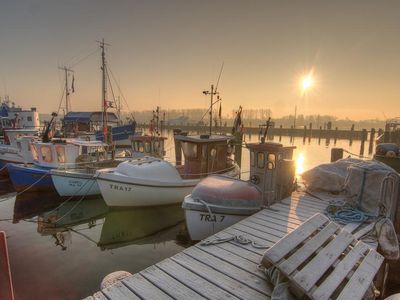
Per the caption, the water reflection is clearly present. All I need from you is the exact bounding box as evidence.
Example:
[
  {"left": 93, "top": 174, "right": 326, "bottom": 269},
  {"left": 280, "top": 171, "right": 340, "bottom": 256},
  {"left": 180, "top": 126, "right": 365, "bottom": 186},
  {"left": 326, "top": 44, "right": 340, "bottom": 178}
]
[{"left": 18, "top": 195, "right": 188, "bottom": 251}]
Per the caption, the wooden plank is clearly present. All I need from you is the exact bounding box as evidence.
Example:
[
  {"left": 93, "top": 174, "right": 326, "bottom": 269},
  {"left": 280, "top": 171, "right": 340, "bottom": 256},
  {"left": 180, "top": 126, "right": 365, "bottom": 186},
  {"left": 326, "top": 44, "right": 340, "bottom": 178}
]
[
  {"left": 216, "top": 241, "right": 262, "bottom": 264},
  {"left": 279, "top": 222, "right": 340, "bottom": 275},
  {"left": 140, "top": 265, "right": 205, "bottom": 300},
  {"left": 262, "top": 213, "right": 329, "bottom": 265},
  {"left": 257, "top": 207, "right": 306, "bottom": 226},
  {"left": 285, "top": 195, "right": 329, "bottom": 208},
  {"left": 184, "top": 246, "right": 271, "bottom": 295},
  {"left": 337, "top": 250, "right": 384, "bottom": 300},
  {"left": 311, "top": 241, "right": 370, "bottom": 300},
  {"left": 353, "top": 222, "right": 376, "bottom": 240},
  {"left": 102, "top": 281, "right": 141, "bottom": 300},
  {"left": 157, "top": 258, "right": 239, "bottom": 299},
  {"left": 261, "top": 206, "right": 308, "bottom": 223},
  {"left": 210, "top": 230, "right": 267, "bottom": 255},
  {"left": 172, "top": 252, "right": 269, "bottom": 300},
  {"left": 194, "top": 244, "right": 267, "bottom": 280},
  {"left": 293, "top": 229, "right": 354, "bottom": 291},
  {"left": 342, "top": 222, "right": 363, "bottom": 234},
  {"left": 275, "top": 202, "right": 323, "bottom": 217},
  {"left": 93, "top": 292, "right": 108, "bottom": 300},
  {"left": 232, "top": 223, "right": 281, "bottom": 243},
  {"left": 240, "top": 219, "right": 289, "bottom": 237},
  {"left": 225, "top": 227, "right": 276, "bottom": 248},
  {"left": 123, "top": 273, "right": 173, "bottom": 300},
  {"left": 271, "top": 203, "right": 315, "bottom": 219},
  {"left": 251, "top": 212, "right": 299, "bottom": 230}
]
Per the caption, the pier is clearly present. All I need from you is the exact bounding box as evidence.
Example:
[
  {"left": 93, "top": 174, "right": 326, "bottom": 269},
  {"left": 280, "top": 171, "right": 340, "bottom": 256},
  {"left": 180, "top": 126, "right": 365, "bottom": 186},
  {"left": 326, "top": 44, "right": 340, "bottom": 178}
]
[{"left": 86, "top": 191, "right": 384, "bottom": 299}]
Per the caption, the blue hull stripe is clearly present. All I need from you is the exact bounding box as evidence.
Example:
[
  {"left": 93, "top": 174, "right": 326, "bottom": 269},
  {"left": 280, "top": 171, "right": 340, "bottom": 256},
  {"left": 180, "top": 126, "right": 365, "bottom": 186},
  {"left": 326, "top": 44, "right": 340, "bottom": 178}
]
[{"left": 7, "top": 164, "right": 55, "bottom": 191}]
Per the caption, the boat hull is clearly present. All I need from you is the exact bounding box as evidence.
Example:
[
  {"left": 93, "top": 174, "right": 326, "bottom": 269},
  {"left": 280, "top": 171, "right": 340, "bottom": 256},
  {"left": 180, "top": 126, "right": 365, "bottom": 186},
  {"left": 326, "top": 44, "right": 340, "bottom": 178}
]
[
  {"left": 7, "top": 164, "right": 55, "bottom": 193},
  {"left": 96, "top": 177, "right": 197, "bottom": 207},
  {"left": 51, "top": 171, "right": 100, "bottom": 197},
  {"left": 0, "top": 159, "right": 10, "bottom": 177},
  {"left": 184, "top": 208, "right": 248, "bottom": 241}
]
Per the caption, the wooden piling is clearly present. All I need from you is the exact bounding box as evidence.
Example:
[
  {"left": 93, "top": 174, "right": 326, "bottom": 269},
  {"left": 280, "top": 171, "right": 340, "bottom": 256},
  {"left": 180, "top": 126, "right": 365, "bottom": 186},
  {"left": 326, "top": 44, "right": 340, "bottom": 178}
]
[
  {"left": 349, "top": 124, "right": 354, "bottom": 146},
  {"left": 369, "top": 128, "right": 376, "bottom": 154},
  {"left": 334, "top": 127, "right": 338, "bottom": 144},
  {"left": 359, "top": 128, "right": 367, "bottom": 156},
  {"left": 318, "top": 126, "right": 322, "bottom": 145},
  {"left": 233, "top": 132, "right": 243, "bottom": 169},
  {"left": 331, "top": 148, "right": 344, "bottom": 162},
  {"left": 303, "top": 125, "right": 307, "bottom": 144}
]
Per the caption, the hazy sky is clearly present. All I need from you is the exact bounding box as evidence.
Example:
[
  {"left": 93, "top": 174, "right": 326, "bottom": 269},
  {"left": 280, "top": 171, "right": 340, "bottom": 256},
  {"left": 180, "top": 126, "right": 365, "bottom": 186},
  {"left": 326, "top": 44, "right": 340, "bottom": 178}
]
[{"left": 0, "top": 0, "right": 399, "bottom": 119}]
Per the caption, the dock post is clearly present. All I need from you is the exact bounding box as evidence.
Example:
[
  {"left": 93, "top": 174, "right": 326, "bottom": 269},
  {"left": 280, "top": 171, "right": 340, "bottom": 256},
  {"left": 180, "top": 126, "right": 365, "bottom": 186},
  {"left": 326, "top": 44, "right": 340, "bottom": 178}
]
[
  {"left": 318, "top": 126, "right": 322, "bottom": 145},
  {"left": 279, "top": 125, "right": 282, "bottom": 142},
  {"left": 290, "top": 125, "right": 294, "bottom": 143},
  {"left": 334, "top": 127, "right": 338, "bottom": 145},
  {"left": 173, "top": 128, "right": 183, "bottom": 165},
  {"left": 308, "top": 123, "right": 312, "bottom": 143},
  {"left": 369, "top": 128, "right": 376, "bottom": 154},
  {"left": 303, "top": 125, "right": 307, "bottom": 144},
  {"left": 359, "top": 128, "right": 367, "bottom": 156},
  {"left": 349, "top": 124, "right": 354, "bottom": 146},
  {"left": 331, "top": 148, "right": 344, "bottom": 162},
  {"left": 233, "top": 131, "right": 243, "bottom": 169}
]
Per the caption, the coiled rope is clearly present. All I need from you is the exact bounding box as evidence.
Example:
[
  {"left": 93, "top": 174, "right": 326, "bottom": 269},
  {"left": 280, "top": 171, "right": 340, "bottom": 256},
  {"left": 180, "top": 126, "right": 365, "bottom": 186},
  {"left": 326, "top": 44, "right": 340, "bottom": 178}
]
[{"left": 200, "top": 234, "right": 269, "bottom": 249}]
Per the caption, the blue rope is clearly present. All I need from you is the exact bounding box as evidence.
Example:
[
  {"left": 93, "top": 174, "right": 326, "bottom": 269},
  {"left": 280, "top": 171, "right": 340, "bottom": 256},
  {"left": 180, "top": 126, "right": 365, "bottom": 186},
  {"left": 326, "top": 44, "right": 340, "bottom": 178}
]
[{"left": 325, "top": 205, "right": 369, "bottom": 223}]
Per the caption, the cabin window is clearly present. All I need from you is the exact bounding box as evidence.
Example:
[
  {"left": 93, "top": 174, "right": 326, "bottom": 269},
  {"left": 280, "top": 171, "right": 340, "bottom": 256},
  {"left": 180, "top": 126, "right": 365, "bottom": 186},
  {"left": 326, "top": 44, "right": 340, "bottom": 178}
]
[
  {"left": 56, "top": 146, "right": 65, "bottom": 163},
  {"left": 268, "top": 153, "right": 276, "bottom": 163},
  {"left": 40, "top": 146, "right": 53, "bottom": 163},
  {"left": 27, "top": 116, "right": 32, "bottom": 122},
  {"left": 137, "top": 142, "right": 144, "bottom": 153},
  {"left": 81, "top": 146, "right": 88, "bottom": 155},
  {"left": 17, "top": 141, "right": 22, "bottom": 152},
  {"left": 210, "top": 147, "right": 217, "bottom": 158},
  {"left": 154, "top": 141, "right": 160, "bottom": 151},
  {"left": 250, "top": 151, "right": 255, "bottom": 167},
  {"left": 182, "top": 142, "right": 198, "bottom": 159},
  {"left": 144, "top": 142, "right": 151, "bottom": 153},
  {"left": 31, "top": 144, "right": 39, "bottom": 161},
  {"left": 257, "top": 152, "right": 265, "bottom": 169}
]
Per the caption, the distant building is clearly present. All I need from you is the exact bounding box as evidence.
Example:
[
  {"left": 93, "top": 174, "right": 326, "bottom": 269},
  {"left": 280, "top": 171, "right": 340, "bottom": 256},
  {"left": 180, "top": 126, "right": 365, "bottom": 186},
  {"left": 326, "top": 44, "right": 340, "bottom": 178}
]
[{"left": 167, "top": 116, "right": 190, "bottom": 126}]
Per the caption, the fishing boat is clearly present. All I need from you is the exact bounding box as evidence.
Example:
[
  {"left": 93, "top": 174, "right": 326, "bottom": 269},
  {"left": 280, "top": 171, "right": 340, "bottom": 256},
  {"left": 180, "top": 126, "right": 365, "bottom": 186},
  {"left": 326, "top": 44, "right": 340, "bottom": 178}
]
[
  {"left": 7, "top": 137, "right": 110, "bottom": 193},
  {"left": 0, "top": 128, "right": 39, "bottom": 177},
  {"left": 50, "top": 135, "right": 166, "bottom": 197},
  {"left": 182, "top": 120, "right": 297, "bottom": 240},
  {"left": 96, "top": 134, "right": 240, "bottom": 207}
]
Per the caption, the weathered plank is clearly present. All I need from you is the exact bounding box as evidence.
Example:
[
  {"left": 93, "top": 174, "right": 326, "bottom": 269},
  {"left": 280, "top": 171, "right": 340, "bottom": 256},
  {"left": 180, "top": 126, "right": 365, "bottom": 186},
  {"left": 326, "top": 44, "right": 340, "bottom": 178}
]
[
  {"left": 140, "top": 265, "right": 205, "bottom": 300},
  {"left": 123, "top": 273, "right": 173, "bottom": 300},
  {"left": 157, "top": 258, "right": 239, "bottom": 299},
  {"left": 92, "top": 292, "right": 108, "bottom": 300},
  {"left": 293, "top": 229, "right": 354, "bottom": 291},
  {"left": 251, "top": 212, "right": 299, "bottom": 230},
  {"left": 184, "top": 246, "right": 271, "bottom": 295},
  {"left": 102, "top": 281, "right": 141, "bottom": 300},
  {"left": 216, "top": 241, "right": 262, "bottom": 264},
  {"left": 279, "top": 222, "right": 340, "bottom": 275},
  {"left": 232, "top": 223, "right": 281, "bottom": 243},
  {"left": 283, "top": 195, "right": 328, "bottom": 209},
  {"left": 172, "top": 252, "right": 269, "bottom": 300},
  {"left": 336, "top": 250, "right": 384, "bottom": 300},
  {"left": 194, "top": 244, "right": 267, "bottom": 280},
  {"left": 311, "top": 241, "right": 370, "bottom": 300},
  {"left": 275, "top": 202, "right": 322, "bottom": 217},
  {"left": 240, "top": 219, "right": 289, "bottom": 237},
  {"left": 262, "top": 213, "right": 329, "bottom": 265},
  {"left": 342, "top": 222, "right": 363, "bottom": 234}
]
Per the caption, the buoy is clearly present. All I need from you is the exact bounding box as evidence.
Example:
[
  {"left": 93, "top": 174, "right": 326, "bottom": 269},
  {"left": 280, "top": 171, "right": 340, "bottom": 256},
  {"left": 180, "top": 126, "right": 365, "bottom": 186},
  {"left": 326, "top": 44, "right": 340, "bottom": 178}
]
[
  {"left": 386, "top": 150, "right": 396, "bottom": 158},
  {"left": 101, "top": 271, "right": 132, "bottom": 289}
]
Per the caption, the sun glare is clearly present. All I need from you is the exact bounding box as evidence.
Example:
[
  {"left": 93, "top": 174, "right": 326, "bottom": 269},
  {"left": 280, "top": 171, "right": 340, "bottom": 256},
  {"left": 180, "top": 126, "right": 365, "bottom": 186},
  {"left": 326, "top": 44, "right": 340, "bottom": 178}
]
[{"left": 301, "top": 75, "right": 313, "bottom": 91}]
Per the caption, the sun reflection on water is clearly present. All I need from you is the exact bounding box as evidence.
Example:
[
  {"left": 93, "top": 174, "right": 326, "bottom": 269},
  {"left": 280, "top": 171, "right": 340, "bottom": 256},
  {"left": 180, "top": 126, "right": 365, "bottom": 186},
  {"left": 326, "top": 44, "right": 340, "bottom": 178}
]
[{"left": 296, "top": 152, "right": 305, "bottom": 176}]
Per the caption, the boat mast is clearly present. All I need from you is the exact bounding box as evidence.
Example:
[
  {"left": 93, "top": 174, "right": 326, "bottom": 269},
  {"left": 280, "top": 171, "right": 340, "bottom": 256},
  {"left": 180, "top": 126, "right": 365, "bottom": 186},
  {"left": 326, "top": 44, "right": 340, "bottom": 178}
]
[
  {"left": 99, "top": 39, "right": 109, "bottom": 143},
  {"left": 59, "top": 66, "right": 74, "bottom": 115}
]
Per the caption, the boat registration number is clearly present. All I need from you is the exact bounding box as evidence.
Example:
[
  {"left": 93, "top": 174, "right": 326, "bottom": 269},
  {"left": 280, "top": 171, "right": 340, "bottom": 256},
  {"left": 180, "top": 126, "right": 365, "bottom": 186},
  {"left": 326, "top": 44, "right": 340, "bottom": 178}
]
[
  {"left": 109, "top": 183, "right": 132, "bottom": 192},
  {"left": 200, "top": 213, "right": 225, "bottom": 222}
]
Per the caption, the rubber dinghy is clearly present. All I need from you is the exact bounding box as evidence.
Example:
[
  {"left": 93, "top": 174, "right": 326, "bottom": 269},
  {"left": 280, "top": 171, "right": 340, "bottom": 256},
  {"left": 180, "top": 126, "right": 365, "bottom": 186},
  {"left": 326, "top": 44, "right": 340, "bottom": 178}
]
[{"left": 96, "top": 134, "right": 240, "bottom": 207}]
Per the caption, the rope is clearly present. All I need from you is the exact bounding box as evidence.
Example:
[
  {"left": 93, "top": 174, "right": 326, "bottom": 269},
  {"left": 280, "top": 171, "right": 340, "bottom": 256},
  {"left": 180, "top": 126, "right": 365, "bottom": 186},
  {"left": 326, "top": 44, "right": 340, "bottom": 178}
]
[
  {"left": 342, "top": 149, "right": 368, "bottom": 159},
  {"left": 200, "top": 234, "right": 269, "bottom": 249},
  {"left": 325, "top": 204, "right": 369, "bottom": 223}
]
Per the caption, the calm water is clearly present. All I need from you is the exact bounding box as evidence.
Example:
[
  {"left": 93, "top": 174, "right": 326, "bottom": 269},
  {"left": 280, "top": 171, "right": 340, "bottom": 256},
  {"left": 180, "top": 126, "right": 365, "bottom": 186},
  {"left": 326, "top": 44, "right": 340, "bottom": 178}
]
[{"left": 0, "top": 132, "right": 371, "bottom": 299}]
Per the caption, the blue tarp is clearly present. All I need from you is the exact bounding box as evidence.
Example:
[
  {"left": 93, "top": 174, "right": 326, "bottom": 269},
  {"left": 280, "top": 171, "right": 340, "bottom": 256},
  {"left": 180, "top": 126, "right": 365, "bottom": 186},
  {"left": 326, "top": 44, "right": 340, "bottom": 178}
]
[
  {"left": 95, "top": 123, "right": 136, "bottom": 141},
  {"left": 0, "top": 106, "right": 9, "bottom": 117},
  {"left": 64, "top": 112, "right": 118, "bottom": 123}
]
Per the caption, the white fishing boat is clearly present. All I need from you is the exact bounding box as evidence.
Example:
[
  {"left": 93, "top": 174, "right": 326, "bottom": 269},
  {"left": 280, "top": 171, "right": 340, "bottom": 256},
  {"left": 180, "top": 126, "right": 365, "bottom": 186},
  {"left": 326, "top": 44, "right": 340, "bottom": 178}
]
[
  {"left": 182, "top": 121, "right": 297, "bottom": 240},
  {"left": 50, "top": 135, "right": 166, "bottom": 197},
  {"left": 0, "top": 128, "right": 39, "bottom": 177},
  {"left": 96, "top": 134, "right": 240, "bottom": 207}
]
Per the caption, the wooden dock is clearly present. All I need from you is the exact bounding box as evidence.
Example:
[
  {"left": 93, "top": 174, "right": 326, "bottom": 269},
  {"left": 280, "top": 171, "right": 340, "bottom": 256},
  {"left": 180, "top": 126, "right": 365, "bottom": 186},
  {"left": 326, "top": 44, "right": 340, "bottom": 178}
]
[{"left": 86, "top": 192, "right": 378, "bottom": 300}]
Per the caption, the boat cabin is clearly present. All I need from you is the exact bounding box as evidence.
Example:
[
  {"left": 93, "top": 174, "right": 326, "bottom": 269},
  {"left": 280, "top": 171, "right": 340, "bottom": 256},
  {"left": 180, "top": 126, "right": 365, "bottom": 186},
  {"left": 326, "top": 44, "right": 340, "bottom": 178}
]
[
  {"left": 0, "top": 117, "right": 13, "bottom": 136},
  {"left": 246, "top": 142, "right": 296, "bottom": 206},
  {"left": 30, "top": 139, "right": 108, "bottom": 169},
  {"left": 174, "top": 134, "right": 234, "bottom": 179},
  {"left": 131, "top": 135, "right": 167, "bottom": 158},
  {"left": 2, "top": 128, "right": 38, "bottom": 146}
]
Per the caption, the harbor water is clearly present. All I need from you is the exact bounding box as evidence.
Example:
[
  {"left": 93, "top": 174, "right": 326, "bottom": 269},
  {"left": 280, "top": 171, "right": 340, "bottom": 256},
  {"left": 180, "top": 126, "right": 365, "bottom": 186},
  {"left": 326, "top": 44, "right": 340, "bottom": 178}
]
[{"left": 0, "top": 132, "right": 372, "bottom": 299}]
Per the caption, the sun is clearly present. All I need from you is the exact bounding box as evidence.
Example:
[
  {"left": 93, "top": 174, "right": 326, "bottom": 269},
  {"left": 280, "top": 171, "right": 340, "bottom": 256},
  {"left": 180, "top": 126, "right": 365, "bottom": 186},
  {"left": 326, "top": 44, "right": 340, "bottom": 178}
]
[{"left": 301, "top": 75, "right": 313, "bottom": 91}]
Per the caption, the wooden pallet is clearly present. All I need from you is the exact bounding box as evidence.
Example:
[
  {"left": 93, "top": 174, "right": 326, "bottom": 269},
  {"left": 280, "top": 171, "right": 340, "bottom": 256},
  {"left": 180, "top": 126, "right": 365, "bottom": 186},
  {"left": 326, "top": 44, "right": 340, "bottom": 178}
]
[{"left": 261, "top": 213, "right": 384, "bottom": 300}]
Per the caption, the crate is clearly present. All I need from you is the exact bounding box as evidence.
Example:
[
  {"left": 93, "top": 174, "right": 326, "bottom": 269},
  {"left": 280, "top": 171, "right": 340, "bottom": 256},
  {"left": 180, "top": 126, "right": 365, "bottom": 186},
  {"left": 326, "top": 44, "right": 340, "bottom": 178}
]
[{"left": 261, "top": 213, "right": 384, "bottom": 300}]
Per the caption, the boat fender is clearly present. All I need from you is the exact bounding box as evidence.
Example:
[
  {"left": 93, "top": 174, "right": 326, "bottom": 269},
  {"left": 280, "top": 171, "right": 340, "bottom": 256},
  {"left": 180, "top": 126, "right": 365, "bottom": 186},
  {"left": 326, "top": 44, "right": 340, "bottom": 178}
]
[
  {"left": 101, "top": 271, "right": 132, "bottom": 289},
  {"left": 386, "top": 151, "right": 396, "bottom": 158}
]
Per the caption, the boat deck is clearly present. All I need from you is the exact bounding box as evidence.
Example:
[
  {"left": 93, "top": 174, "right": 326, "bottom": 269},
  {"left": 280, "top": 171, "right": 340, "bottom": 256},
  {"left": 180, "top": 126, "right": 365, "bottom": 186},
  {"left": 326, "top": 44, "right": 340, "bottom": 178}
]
[{"left": 86, "top": 192, "right": 377, "bottom": 300}]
